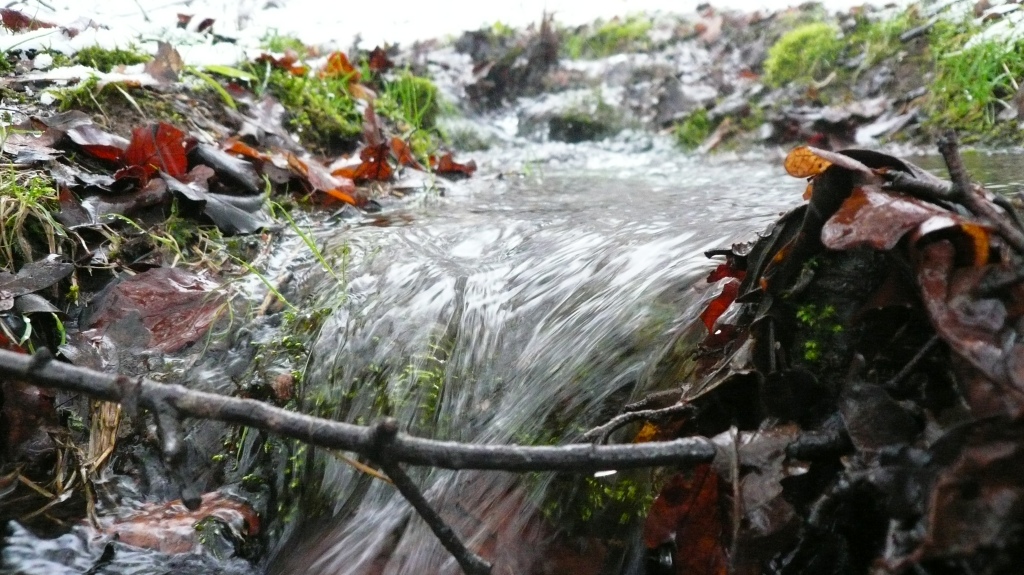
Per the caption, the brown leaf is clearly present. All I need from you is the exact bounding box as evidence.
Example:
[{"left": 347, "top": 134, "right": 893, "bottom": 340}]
[
  {"left": 144, "top": 41, "right": 184, "bottom": 84},
  {"left": 368, "top": 47, "right": 394, "bottom": 73},
  {"left": 643, "top": 464, "right": 728, "bottom": 575},
  {"left": 95, "top": 492, "right": 259, "bottom": 554},
  {"left": 287, "top": 153, "right": 360, "bottom": 205},
  {"left": 1, "top": 8, "right": 55, "bottom": 32},
  {"left": 390, "top": 136, "right": 425, "bottom": 170},
  {"left": 430, "top": 152, "right": 477, "bottom": 179},
  {"left": 82, "top": 267, "right": 225, "bottom": 353}
]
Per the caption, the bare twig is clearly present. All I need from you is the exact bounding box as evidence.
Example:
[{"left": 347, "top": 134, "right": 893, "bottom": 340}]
[
  {"left": 371, "top": 420, "right": 492, "bottom": 575},
  {"left": 885, "top": 334, "right": 940, "bottom": 389},
  {"left": 0, "top": 348, "right": 716, "bottom": 473},
  {"left": 580, "top": 402, "right": 694, "bottom": 443},
  {"left": 938, "top": 131, "right": 1024, "bottom": 254}
]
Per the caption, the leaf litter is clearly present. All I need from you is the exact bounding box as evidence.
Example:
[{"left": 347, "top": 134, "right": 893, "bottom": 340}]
[{"left": 630, "top": 142, "right": 1024, "bottom": 574}]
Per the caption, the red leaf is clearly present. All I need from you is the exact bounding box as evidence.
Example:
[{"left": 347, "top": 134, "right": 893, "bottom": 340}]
[
  {"left": 700, "top": 279, "right": 740, "bottom": 334},
  {"left": 123, "top": 123, "right": 189, "bottom": 179},
  {"left": 83, "top": 267, "right": 225, "bottom": 353},
  {"left": 1, "top": 8, "right": 55, "bottom": 32},
  {"left": 643, "top": 465, "right": 728, "bottom": 575},
  {"left": 66, "top": 124, "right": 129, "bottom": 162},
  {"left": 430, "top": 152, "right": 477, "bottom": 178},
  {"left": 706, "top": 263, "right": 745, "bottom": 283},
  {"left": 320, "top": 51, "right": 359, "bottom": 82},
  {"left": 368, "top": 47, "right": 394, "bottom": 73}
]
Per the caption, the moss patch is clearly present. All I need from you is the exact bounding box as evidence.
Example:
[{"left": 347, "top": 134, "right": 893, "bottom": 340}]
[
  {"left": 764, "top": 22, "right": 842, "bottom": 88},
  {"left": 72, "top": 45, "right": 150, "bottom": 72},
  {"left": 563, "top": 16, "right": 653, "bottom": 60},
  {"left": 674, "top": 109, "right": 712, "bottom": 150}
]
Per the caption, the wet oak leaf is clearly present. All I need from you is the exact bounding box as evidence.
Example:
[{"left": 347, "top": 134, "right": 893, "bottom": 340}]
[
  {"left": 94, "top": 492, "right": 259, "bottom": 554},
  {"left": 390, "top": 136, "right": 425, "bottom": 170}
]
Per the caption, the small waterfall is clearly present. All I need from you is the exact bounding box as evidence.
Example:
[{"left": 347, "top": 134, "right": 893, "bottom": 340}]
[{"left": 269, "top": 152, "right": 796, "bottom": 574}]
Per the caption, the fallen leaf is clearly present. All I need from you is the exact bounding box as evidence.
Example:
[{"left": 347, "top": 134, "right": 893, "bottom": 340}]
[
  {"left": 368, "top": 47, "right": 395, "bottom": 73},
  {"left": 123, "top": 122, "right": 190, "bottom": 180},
  {"left": 66, "top": 125, "right": 129, "bottom": 162},
  {"left": 430, "top": 152, "right": 477, "bottom": 179},
  {"left": 1, "top": 8, "right": 55, "bottom": 32},
  {"left": 320, "top": 51, "right": 359, "bottom": 82},
  {"left": 82, "top": 267, "right": 225, "bottom": 353},
  {"left": 287, "top": 153, "right": 360, "bottom": 205},
  {"left": 699, "top": 279, "right": 740, "bottom": 334},
  {"left": 643, "top": 464, "right": 728, "bottom": 575},
  {"left": 144, "top": 42, "right": 184, "bottom": 84},
  {"left": 784, "top": 145, "right": 832, "bottom": 179},
  {"left": 94, "top": 492, "right": 259, "bottom": 554}
]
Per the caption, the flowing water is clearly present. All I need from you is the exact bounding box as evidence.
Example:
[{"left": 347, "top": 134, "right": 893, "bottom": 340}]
[
  {"left": 9, "top": 138, "right": 1023, "bottom": 574},
  {"left": 266, "top": 139, "right": 803, "bottom": 574}
]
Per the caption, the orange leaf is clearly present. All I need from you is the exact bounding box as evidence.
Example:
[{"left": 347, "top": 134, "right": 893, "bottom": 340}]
[
  {"left": 391, "top": 137, "right": 425, "bottom": 170},
  {"left": 321, "top": 51, "right": 359, "bottom": 82},
  {"left": 699, "top": 279, "right": 740, "bottom": 334},
  {"left": 959, "top": 222, "right": 991, "bottom": 267},
  {"left": 784, "top": 145, "right": 831, "bottom": 179},
  {"left": 430, "top": 152, "right": 477, "bottom": 178},
  {"left": 224, "top": 138, "right": 265, "bottom": 161},
  {"left": 332, "top": 143, "right": 393, "bottom": 182}
]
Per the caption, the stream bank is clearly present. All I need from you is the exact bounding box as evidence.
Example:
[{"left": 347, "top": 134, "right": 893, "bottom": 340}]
[{"left": 3, "top": 1, "right": 1024, "bottom": 574}]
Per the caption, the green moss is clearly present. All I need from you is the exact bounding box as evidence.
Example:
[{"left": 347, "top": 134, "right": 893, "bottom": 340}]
[
  {"left": 924, "top": 18, "right": 1024, "bottom": 140},
  {"left": 795, "top": 303, "right": 843, "bottom": 363},
  {"left": 674, "top": 109, "right": 712, "bottom": 150},
  {"left": 563, "top": 16, "right": 653, "bottom": 60},
  {"left": 72, "top": 45, "right": 150, "bottom": 72},
  {"left": 379, "top": 72, "right": 440, "bottom": 131},
  {"left": 764, "top": 22, "right": 842, "bottom": 87},
  {"left": 845, "top": 9, "right": 919, "bottom": 68},
  {"left": 258, "top": 67, "right": 362, "bottom": 152},
  {"left": 260, "top": 30, "right": 307, "bottom": 54}
]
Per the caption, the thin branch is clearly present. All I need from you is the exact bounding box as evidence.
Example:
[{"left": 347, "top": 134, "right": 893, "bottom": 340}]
[
  {"left": 580, "top": 402, "right": 694, "bottom": 443},
  {"left": 938, "top": 131, "right": 1024, "bottom": 254},
  {"left": 371, "top": 420, "right": 492, "bottom": 575},
  {"left": 0, "top": 348, "right": 717, "bottom": 473}
]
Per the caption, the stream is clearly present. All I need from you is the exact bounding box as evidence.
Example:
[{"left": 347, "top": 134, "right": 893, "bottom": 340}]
[
  {"left": 5, "top": 136, "right": 1024, "bottom": 574},
  {"left": 266, "top": 138, "right": 799, "bottom": 573}
]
